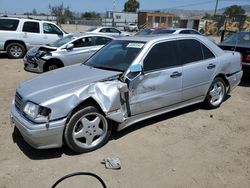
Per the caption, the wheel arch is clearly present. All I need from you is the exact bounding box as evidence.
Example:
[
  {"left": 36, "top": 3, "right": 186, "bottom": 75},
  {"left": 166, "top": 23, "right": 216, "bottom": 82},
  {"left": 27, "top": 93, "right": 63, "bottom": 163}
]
[
  {"left": 214, "top": 73, "right": 230, "bottom": 92},
  {"left": 4, "top": 40, "right": 27, "bottom": 51},
  {"left": 43, "top": 58, "right": 64, "bottom": 71},
  {"left": 65, "top": 97, "right": 104, "bottom": 125}
]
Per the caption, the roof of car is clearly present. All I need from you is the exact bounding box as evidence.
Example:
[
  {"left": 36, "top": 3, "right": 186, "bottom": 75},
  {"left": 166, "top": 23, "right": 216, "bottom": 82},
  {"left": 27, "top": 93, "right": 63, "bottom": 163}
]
[
  {"left": 73, "top": 32, "right": 117, "bottom": 38},
  {"left": 0, "top": 16, "right": 54, "bottom": 23},
  {"left": 116, "top": 33, "right": 205, "bottom": 42}
]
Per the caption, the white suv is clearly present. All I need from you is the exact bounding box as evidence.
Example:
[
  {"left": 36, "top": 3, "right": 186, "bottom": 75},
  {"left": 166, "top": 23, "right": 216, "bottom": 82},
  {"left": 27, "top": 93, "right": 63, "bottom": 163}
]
[{"left": 0, "top": 17, "right": 68, "bottom": 58}]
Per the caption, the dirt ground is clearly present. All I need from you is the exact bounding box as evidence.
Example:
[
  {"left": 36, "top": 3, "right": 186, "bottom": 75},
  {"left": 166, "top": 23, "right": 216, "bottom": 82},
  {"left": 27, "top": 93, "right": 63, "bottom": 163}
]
[{"left": 0, "top": 52, "right": 250, "bottom": 188}]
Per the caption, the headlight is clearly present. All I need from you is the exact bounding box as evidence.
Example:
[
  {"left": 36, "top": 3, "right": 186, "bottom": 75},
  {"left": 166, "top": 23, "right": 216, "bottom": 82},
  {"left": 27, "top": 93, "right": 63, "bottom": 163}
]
[{"left": 23, "top": 102, "right": 51, "bottom": 122}]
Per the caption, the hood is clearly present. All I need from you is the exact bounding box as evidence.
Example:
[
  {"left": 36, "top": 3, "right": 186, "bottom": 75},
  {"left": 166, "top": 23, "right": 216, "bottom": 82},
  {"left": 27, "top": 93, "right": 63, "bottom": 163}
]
[
  {"left": 17, "top": 64, "right": 121, "bottom": 104},
  {"left": 27, "top": 46, "right": 57, "bottom": 57}
]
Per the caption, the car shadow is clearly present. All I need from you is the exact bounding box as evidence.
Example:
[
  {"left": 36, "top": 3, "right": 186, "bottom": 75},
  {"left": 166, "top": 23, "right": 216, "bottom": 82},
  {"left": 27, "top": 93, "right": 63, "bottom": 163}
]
[
  {"left": 239, "top": 77, "right": 250, "bottom": 87},
  {"left": 0, "top": 52, "right": 8, "bottom": 59},
  {"left": 12, "top": 127, "right": 77, "bottom": 160},
  {"left": 111, "top": 103, "right": 207, "bottom": 140}
]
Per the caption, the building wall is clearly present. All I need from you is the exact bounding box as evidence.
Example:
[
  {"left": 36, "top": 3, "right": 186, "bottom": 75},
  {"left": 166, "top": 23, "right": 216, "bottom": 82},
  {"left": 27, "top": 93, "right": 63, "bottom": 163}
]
[
  {"left": 138, "top": 12, "right": 173, "bottom": 28},
  {"left": 106, "top": 11, "right": 138, "bottom": 23}
]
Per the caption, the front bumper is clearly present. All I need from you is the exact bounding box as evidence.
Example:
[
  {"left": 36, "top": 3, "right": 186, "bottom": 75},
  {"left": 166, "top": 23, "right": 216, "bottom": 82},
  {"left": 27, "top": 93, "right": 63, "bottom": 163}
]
[
  {"left": 23, "top": 55, "right": 46, "bottom": 73},
  {"left": 10, "top": 101, "right": 67, "bottom": 149},
  {"left": 226, "top": 70, "right": 243, "bottom": 93}
]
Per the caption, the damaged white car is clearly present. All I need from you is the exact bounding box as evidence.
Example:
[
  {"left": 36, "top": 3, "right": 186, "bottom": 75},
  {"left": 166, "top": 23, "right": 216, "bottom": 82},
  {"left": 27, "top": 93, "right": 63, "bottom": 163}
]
[{"left": 10, "top": 34, "right": 243, "bottom": 153}]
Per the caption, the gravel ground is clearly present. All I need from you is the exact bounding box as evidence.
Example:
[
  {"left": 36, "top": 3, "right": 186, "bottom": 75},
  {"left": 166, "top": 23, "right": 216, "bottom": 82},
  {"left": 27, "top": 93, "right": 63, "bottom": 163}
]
[{"left": 0, "top": 52, "right": 250, "bottom": 188}]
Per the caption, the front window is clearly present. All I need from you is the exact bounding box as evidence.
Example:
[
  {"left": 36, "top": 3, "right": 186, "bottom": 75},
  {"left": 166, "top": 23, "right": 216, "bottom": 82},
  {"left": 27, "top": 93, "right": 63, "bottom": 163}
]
[
  {"left": 50, "top": 34, "right": 74, "bottom": 47},
  {"left": 43, "top": 23, "right": 63, "bottom": 35},
  {"left": 85, "top": 40, "right": 145, "bottom": 72}
]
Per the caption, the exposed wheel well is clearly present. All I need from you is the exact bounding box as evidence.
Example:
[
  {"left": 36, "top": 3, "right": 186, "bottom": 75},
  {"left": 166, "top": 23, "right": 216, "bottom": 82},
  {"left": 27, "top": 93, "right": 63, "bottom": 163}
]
[
  {"left": 4, "top": 40, "right": 26, "bottom": 51},
  {"left": 43, "top": 59, "right": 64, "bottom": 71},
  {"left": 66, "top": 98, "right": 103, "bottom": 125}
]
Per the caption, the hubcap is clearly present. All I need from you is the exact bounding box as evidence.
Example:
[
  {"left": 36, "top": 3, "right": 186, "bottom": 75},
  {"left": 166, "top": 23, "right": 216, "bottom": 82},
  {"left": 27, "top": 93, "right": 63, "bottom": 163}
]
[
  {"left": 10, "top": 46, "right": 22, "bottom": 57},
  {"left": 209, "top": 81, "right": 225, "bottom": 106},
  {"left": 72, "top": 112, "right": 108, "bottom": 149},
  {"left": 48, "top": 65, "right": 58, "bottom": 70}
]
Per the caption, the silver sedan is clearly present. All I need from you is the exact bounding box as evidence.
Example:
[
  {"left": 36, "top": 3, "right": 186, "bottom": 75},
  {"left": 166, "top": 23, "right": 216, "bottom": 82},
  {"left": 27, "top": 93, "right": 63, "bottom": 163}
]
[
  {"left": 24, "top": 33, "right": 115, "bottom": 73},
  {"left": 11, "top": 34, "right": 242, "bottom": 153}
]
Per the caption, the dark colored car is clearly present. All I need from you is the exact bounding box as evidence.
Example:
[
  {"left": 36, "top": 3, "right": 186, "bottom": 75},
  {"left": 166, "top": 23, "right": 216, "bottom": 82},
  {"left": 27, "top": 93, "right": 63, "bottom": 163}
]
[{"left": 218, "top": 31, "right": 250, "bottom": 77}]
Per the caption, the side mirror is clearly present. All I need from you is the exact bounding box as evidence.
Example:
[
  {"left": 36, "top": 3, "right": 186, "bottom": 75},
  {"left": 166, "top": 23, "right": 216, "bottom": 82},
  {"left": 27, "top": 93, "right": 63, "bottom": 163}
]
[
  {"left": 129, "top": 64, "right": 142, "bottom": 73},
  {"left": 66, "top": 43, "right": 74, "bottom": 50}
]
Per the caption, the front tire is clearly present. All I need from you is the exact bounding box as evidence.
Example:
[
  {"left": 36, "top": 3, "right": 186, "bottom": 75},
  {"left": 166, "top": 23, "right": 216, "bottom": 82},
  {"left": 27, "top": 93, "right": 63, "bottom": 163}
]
[
  {"left": 205, "top": 77, "right": 226, "bottom": 109},
  {"left": 6, "top": 43, "right": 26, "bottom": 59},
  {"left": 64, "top": 106, "right": 112, "bottom": 153}
]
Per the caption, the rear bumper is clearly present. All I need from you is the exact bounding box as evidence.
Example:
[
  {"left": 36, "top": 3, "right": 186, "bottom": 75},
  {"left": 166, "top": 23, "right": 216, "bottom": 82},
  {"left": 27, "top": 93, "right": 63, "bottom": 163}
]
[
  {"left": 10, "top": 101, "right": 66, "bottom": 149},
  {"left": 226, "top": 70, "right": 243, "bottom": 93}
]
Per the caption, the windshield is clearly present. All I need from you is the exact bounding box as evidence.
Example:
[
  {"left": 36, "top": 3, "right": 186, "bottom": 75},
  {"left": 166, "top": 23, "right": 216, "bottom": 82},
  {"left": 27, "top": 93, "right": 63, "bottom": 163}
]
[
  {"left": 85, "top": 40, "right": 145, "bottom": 72},
  {"left": 50, "top": 34, "right": 74, "bottom": 47},
  {"left": 135, "top": 28, "right": 154, "bottom": 36},
  {"left": 223, "top": 32, "right": 250, "bottom": 45}
]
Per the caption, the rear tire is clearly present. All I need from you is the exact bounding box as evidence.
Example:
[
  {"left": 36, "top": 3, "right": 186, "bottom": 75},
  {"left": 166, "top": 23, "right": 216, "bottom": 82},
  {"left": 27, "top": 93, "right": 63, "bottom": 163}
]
[
  {"left": 205, "top": 77, "right": 226, "bottom": 109},
  {"left": 6, "top": 43, "right": 26, "bottom": 59},
  {"left": 64, "top": 106, "right": 112, "bottom": 153}
]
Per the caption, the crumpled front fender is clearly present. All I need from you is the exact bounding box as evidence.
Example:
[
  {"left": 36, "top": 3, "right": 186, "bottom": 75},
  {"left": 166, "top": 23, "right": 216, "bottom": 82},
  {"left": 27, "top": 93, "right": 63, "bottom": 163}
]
[{"left": 41, "top": 80, "right": 128, "bottom": 123}]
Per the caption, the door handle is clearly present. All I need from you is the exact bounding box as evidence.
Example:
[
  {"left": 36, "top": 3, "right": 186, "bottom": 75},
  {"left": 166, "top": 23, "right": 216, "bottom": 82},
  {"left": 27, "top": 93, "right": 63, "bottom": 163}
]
[
  {"left": 170, "top": 71, "right": 182, "bottom": 78},
  {"left": 207, "top": 64, "right": 216, "bottom": 69}
]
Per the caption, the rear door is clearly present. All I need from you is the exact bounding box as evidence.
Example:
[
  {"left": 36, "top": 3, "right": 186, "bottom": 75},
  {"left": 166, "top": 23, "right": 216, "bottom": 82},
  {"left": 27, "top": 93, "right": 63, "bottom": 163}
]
[
  {"left": 129, "top": 40, "right": 183, "bottom": 115},
  {"left": 179, "top": 39, "right": 217, "bottom": 101},
  {"left": 22, "top": 21, "right": 44, "bottom": 48}
]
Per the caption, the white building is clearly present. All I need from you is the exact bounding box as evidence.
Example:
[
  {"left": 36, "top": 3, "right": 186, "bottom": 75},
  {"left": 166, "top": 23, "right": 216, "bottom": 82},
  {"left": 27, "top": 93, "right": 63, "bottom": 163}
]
[{"left": 102, "top": 11, "right": 138, "bottom": 29}]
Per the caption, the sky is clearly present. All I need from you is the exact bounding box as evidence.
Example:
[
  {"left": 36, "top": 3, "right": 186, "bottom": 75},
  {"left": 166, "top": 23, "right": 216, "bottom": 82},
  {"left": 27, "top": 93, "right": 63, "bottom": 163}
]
[{"left": 0, "top": 0, "right": 249, "bottom": 14}]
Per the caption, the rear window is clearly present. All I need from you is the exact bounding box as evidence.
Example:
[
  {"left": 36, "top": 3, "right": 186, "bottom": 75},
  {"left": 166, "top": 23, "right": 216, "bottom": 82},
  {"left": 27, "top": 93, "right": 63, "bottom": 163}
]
[
  {"left": 23, "top": 21, "right": 40, "bottom": 33},
  {"left": 0, "top": 19, "right": 19, "bottom": 31}
]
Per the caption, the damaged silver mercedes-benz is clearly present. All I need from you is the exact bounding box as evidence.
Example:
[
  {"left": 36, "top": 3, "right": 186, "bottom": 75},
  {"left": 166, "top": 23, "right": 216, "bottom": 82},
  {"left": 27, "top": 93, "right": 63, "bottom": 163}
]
[{"left": 10, "top": 34, "right": 243, "bottom": 153}]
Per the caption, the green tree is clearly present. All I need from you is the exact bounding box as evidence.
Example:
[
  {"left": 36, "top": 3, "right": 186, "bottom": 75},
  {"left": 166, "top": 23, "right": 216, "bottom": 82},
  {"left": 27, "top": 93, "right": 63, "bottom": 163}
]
[
  {"left": 81, "top": 12, "right": 100, "bottom": 19},
  {"left": 124, "top": 0, "right": 139, "bottom": 12},
  {"left": 49, "top": 3, "right": 74, "bottom": 24},
  {"left": 223, "top": 5, "right": 245, "bottom": 17},
  {"left": 202, "top": 13, "right": 214, "bottom": 20}
]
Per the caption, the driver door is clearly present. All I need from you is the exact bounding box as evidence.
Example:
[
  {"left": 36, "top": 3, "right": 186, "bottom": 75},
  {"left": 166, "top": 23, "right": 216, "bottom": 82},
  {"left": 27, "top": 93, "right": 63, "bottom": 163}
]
[
  {"left": 42, "top": 22, "right": 64, "bottom": 45},
  {"left": 128, "top": 40, "right": 183, "bottom": 115}
]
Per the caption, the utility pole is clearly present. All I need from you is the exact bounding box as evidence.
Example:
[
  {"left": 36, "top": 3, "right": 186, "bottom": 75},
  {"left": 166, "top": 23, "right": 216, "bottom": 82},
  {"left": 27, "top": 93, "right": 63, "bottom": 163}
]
[
  {"left": 113, "top": 0, "right": 116, "bottom": 11},
  {"left": 214, "top": 0, "right": 219, "bottom": 16}
]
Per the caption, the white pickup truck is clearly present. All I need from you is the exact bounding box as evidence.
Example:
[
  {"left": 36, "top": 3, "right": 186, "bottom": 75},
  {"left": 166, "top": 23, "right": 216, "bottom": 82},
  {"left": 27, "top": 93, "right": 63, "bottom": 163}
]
[{"left": 0, "top": 17, "right": 68, "bottom": 58}]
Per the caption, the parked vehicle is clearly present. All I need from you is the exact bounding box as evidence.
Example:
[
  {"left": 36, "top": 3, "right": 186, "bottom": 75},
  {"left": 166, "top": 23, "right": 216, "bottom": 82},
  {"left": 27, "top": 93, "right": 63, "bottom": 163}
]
[
  {"left": 24, "top": 33, "right": 115, "bottom": 73},
  {"left": 0, "top": 17, "right": 68, "bottom": 58},
  {"left": 218, "top": 31, "right": 250, "bottom": 76},
  {"left": 135, "top": 28, "right": 156, "bottom": 36},
  {"left": 140, "top": 28, "right": 215, "bottom": 43},
  {"left": 10, "top": 34, "right": 243, "bottom": 153},
  {"left": 87, "top": 27, "right": 130, "bottom": 37},
  {"left": 152, "top": 28, "right": 202, "bottom": 35},
  {"left": 124, "top": 23, "right": 139, "bottom": 32}
]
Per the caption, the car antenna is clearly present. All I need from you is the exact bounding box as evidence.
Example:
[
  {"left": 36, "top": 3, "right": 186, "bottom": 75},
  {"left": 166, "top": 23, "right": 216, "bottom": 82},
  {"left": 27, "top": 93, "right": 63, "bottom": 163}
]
[{"left": 233, "top": 31, "right": 240, "bottom": 52}]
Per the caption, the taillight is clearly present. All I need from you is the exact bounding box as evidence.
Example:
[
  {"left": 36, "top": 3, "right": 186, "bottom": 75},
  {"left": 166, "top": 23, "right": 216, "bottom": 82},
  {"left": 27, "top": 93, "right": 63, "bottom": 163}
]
[{"left": 246, "top": 55, "right": 250, "bottom": 62}]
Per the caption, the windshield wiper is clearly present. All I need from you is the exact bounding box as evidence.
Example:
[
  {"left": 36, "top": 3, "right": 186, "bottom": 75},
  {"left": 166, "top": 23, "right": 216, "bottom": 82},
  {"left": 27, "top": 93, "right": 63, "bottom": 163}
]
[{"left": 92, "top": 66, "right": 123, "bottom": 72}]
